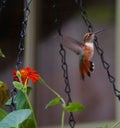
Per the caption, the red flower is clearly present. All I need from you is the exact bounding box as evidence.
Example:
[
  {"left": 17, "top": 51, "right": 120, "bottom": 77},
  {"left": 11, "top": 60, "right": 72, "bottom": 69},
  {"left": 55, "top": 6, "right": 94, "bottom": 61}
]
[{"left": 13, "top": 67, "right": 40, "bottom": 85}]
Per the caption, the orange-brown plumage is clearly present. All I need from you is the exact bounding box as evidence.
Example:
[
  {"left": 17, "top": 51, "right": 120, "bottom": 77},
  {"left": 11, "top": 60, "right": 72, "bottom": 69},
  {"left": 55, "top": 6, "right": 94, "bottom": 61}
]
[
  {"left": 57, "top": 30, "right": 103, "bottom": 79},
  {"left": 79, "top": 33, "right": 95, "bottom": 80},
  {"left": 79, "top": 44, "right": 94, "bottom": 79}
]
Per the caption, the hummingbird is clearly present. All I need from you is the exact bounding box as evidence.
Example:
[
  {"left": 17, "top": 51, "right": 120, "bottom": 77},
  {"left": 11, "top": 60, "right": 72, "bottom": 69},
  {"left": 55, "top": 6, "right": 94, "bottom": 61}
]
[{"left": 57, "top": 30, "right": 103, "bottom": 80}]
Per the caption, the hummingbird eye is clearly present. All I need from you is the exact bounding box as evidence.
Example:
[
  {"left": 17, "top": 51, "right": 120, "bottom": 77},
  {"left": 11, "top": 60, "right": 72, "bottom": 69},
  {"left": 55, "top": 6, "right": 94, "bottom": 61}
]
[{"left": 89, "top": 33, "right": 92, "bottom": 36}]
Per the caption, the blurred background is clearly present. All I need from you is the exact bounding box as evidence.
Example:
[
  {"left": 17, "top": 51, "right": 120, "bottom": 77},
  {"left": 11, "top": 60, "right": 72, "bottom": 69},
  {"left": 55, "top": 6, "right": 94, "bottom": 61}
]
[{"left": 0, "top": 0, "right": 116, "bottom": 127}]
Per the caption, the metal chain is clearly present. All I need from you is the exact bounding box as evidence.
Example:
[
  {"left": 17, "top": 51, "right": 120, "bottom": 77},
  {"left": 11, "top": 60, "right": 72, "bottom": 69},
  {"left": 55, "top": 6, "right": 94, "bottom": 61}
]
[
  {"left": 10, "top": 0, "right": 32, "bottom": 111},
  {"left": 76, "top": 0, "right": 120, "bottom": 100},
  {"left": 52, "top": 0, "right": 76, "bottom": 127},
  {"left": 0, "top": 0, "right": 7, "bottom": 13},
  {"left": 59, "top": 44, "right": 76, "bottom": 127},
  {"left": 16, "top": 0, "right": 32, "bottom": 70}
]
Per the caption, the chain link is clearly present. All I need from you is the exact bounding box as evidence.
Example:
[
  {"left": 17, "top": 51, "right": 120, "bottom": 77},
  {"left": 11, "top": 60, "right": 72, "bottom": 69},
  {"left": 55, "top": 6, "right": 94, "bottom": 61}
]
[
  {"left": 59, "top": 44, "right": 76, "bottom": 127},
  {"left": 76, "top": 0, "right": 120, "bottom": 100},
  {"left": 51, "top": 0, "right": 62, "bottom": 36},
  {"left": 10, "top": 0, "right": 32, "bottom": 111},
  {"left": 16, "top": 0, "right": 32, "bottom": 70},
  {"left": 52, "top": 0, "right": 76, "bottom": 127}
]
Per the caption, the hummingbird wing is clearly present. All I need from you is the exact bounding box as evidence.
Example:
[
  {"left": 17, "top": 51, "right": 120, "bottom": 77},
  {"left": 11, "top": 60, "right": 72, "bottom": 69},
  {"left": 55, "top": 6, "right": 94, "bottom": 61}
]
[
  {"left": 56, "top": 35, "right": 95, "bottom": 80},
  {"left": 56, "top": 35, "right": 84, "bottom": 55}
]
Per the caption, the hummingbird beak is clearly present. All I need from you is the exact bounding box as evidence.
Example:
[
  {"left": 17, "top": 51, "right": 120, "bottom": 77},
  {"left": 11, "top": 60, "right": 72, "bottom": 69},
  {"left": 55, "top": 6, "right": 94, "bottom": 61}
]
[{"left": 94, "top": 29, "right": 104, "bottom": 34}]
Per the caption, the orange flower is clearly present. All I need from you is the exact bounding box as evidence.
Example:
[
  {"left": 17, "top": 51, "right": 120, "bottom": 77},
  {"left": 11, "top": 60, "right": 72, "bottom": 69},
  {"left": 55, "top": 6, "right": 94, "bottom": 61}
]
[{"left": 13, "top": 67, "right": 40, "bottom": 85}]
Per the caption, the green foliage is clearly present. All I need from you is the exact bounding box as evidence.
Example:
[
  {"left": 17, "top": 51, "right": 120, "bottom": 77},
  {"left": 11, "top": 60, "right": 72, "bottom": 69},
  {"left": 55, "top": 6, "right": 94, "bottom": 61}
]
[
  {"left": 5, "top": 97, "right": 15, "bottom": 106},
  {"left": 104, "top": 124, "right": 109, "bottom": 128},
  {"left": 19, "top": 118, "right": 36, "bottom": 128},
  {"left": 16, "top": 87, "right": 32, "bottom": 110},
  {"left": 63, "top": 102, "right": 85, "bottom": 113},
  {"left": 111, "top": 120, "right": 120, "bottom": 128},
  {"left": 13, "top": 82, "right": 23, "bottom": 90},
  {"left": 0, "top": 108, "right": 8, "bottom": 121},
  {"left": 97, "top": 122, "right": 120, "bottom": 128},
  {"left": 96, "top": 124, "right": 109, "bottom": 128},
  {"left": 0, "top": 109, "right": 31, "bottom": 128},
  {"left": 0, "top": 81, "right": 10, "bottom": 107},
  {"left": 45, "top": 97, "right": 61, "bottom": 109},
  {"left": 16, "top": 90, "right": 29, "bottom": 110}
]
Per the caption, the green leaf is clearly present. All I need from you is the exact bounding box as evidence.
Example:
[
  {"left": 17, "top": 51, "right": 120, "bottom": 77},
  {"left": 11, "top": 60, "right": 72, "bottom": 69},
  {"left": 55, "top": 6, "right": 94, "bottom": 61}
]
[
  {"left": 0, "top": 109, "right": 31, "bottom": 128},
  {"left": 19, "top": 118, "right": 36, "bottom": 128},
  {"left": 5, "top": 97, "right": 14, "bottom": 106},
  {"left": 104, "top": 124, "right": 109, "bottom": 128},
  {"left": 0, "top": 81, "right": 4, "bottom": 87},
  {"left": 45, "top": 97, "right": 61, "bottom": 109},
  {"left": 13, "top": 82, "right": 23, "bottom": 90},
  {"left": 27, "top": 87, "right": 32, "bottom": 95},
  {"left": 0, "top": 108, "right": 8, "bottom": 121},
  {"left": 6, "top": 87, "right": 32, "bottom": 108},
  {"left": 64, "top": 102, "right": 85, "bottom": 112},
  {"left": 0, "top": 82, "right": 10, "bottom": 107},
  {"left": 111, "top": 120, "right": 120, "bottom": 128},
  {"left": 16, "top": 90, "right": 29, "bottom": 110}
]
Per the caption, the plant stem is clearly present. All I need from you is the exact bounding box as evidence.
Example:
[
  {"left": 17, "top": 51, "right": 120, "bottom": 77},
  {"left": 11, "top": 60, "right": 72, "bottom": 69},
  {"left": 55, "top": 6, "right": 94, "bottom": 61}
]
[
  {"left": 112, "top": 120, "right": 120, "bottom": 128},
  {"left": 39, "top": 77, "right": 65, "bottom": 104},
  {"left": 24, "top": 92, "right": 37, "bottom": 128},
  {"left": 39, "top": 77, "right": 66, "bottom": 128},
  {"left": 61, "top": 110, "right": 65, "bottom": 128}
]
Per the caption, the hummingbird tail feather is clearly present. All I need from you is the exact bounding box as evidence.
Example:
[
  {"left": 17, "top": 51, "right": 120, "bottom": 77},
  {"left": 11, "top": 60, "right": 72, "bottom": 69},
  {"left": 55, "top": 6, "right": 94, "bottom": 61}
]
[
  {"left": 80, "top": 66, "right": 85, "bottom": 80},
  {"left": 79, "top": 59, "right": 94, "bottom": 80},
  {"left": 90, "top": 61, "right": 95, "bottom": 72}
]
